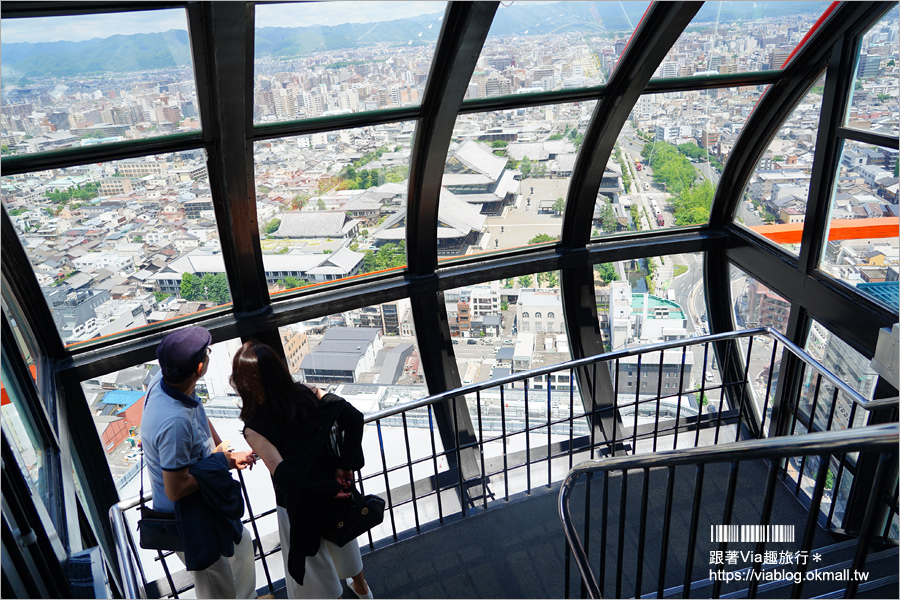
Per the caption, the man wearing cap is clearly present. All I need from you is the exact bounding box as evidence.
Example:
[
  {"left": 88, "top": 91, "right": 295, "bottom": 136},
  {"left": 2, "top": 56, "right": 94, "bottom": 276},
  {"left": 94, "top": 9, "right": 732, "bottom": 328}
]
[{"left": 142, "top": 326, "right": 258, "bottom": 598}]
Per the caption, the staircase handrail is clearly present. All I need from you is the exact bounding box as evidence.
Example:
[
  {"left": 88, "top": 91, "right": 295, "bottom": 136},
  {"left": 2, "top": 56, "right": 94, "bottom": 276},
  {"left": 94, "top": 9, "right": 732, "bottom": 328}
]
[{"left": 558, "top": 423, "right": 900, "bottom": 599}]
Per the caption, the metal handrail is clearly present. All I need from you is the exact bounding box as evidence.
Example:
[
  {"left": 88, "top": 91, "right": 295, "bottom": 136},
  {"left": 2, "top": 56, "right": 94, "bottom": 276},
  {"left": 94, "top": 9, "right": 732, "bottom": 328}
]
[
  {"left": 108, "top": 327, "right": 897, "bottom": 598},
  {"left": 109, "top": 493, "right": 150, "bottom": 599},
  {"left": 558, "top": 423, "right": 900, "bottom": 599},
  {"left": 363, "top": 327, "right": 888, "bottom": 424}
]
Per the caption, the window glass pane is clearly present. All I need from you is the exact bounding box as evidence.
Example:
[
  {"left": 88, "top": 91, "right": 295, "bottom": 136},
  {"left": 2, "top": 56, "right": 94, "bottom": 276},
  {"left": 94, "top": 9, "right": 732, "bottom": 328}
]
[
  {"left": 597, "top": 252, "right": 727, "bottom": 446},
  {"left": 600, "top": 253, "right": 704, "bottom": 348},
  {"left": 819, "top": 139, "right": 898, "bottom": 313},
  {"left": 1, "top": 358, "right": 51, "bottom": 513},
  {"left": 2, "top": 152, "right": 231, "bottom": 346},
  {"left": 738, "top": 74, "right": 826, "bottom": 256},
  {"left": 596, "top": 86, "right": 766, "bottom": 240},
  {"left": 278, "top": 299, "right": 427, "bottom": 411},
  {"left": 805, "top": 320, "right": 876, "bottom": 421},
  {"left": 1, "top": 10, "right": 200, "bottom": 157},
  {"left": 653, "top": 2, "right": 832, "bottom": 80},
  {"left": 447, "top": 271, "right": 590, "bottom": 499},
  {"left": 446, "top": 272, "right": 565, "bottom": 383},
  {"left": 467, "top": 1, "right": 650, "bottom": 95},
  {"left": 844, "top": 6, "right": 900, "bottom": 135},
  {"left": 731, "top": 270, "right": 790, "bottom": 335},
  {"left": 440, "top": 104, "right": 594, "bottom": 256},
  {"left": 252, "top": 2, "right": 445, "bottom": 124},
  {"left": 2, "top": 296, "right": 38, "bottom": 369},
  {"left": 729, "top": 264, "right": 790, "bottom": 437},
  {"left": 255, "top": 123, "right": 415, "bottom": 287}
]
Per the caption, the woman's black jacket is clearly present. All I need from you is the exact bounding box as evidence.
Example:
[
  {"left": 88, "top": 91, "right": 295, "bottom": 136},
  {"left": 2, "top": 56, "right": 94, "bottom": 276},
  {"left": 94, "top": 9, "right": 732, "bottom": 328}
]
[{"left": 244, "top": 392, "right": 364, "bottom": 585}]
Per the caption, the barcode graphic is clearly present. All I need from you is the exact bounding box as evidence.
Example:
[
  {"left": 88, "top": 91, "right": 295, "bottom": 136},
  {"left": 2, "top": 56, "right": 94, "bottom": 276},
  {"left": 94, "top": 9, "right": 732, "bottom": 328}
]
[{"left": 711, "top": 525, "right": 795, "bottom": 543}]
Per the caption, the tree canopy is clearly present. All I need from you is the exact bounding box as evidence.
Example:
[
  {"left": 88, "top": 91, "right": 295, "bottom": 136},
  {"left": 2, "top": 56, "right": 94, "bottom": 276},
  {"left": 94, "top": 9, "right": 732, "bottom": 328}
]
[
  {"left": 596, "top": 263, "right": 619, "bottom": 284},
  {"left": 595, "top": 201, "right": 617, "bottom": 233},
  {"left": 276, "top": 275, "right": 308, "bottom": 289},
  {"left": 180, "top": 272, "right": 231, "bottom": 303},
  {"left": 362, "top": 241, "right": 406, "bottom": 272},
  {"left": 670, "top": 180, "right": 713, "bottom": 226},
  {"left": 265, "top": 218, "right": 281, "bottom": 234},
  {"left": 528, "top": 233, "right": 558, "bottom": 245}
]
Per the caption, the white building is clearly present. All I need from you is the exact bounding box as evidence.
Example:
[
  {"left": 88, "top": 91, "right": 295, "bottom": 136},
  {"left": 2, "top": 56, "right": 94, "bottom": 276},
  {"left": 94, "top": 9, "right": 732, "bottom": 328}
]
[
  {"left": 609, "top": 281, "right": 632, "bottom": 349},
  {"left": 516, "top": 288, "right": 564, "bottom": 334}
]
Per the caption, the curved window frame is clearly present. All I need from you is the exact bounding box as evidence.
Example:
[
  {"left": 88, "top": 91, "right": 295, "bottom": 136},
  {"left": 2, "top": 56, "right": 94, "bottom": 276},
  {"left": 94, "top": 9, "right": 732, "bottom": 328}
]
[{"left": 1, "top": 1, "right": 897, "bottom": 574}]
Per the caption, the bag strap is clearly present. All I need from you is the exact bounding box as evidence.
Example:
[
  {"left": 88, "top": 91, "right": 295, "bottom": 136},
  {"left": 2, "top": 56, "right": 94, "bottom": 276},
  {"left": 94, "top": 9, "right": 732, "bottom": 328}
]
[{"left": 139, "top": 379, "right": 161, "bottom": 508}]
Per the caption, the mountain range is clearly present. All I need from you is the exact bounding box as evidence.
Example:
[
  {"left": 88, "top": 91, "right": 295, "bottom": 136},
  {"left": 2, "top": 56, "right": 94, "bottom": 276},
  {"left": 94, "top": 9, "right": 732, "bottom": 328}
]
[{"left": 1, "top": 2, "right": 828, "bottom": 83}]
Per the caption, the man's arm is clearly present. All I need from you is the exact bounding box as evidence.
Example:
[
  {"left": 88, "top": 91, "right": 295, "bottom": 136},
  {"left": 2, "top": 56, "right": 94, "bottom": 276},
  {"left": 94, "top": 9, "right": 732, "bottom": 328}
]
[
  {"left": 163, "top": 467, "right": 199, "bottom": 501},
  {"left": 208, "top": 419, "right": 223, "bottom": 447}
]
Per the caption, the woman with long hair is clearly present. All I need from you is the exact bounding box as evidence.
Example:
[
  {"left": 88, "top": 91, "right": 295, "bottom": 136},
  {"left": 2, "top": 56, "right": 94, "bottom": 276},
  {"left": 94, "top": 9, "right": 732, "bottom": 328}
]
[{"left": 231, "top": 340, "right": 373, "bottom": 599}]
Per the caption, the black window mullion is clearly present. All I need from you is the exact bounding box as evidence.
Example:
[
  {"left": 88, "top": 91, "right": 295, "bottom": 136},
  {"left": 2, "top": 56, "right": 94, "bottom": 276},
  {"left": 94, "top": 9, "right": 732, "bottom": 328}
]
[
  {"left": 405, "top": 1, "right": 499, "bottom": 276},
  {"left": 408, "top": 293, "right": 482, "bottom": 484},
  {"left": 0, "top": 133, "right": 205, "bottom": 177},
  {"left": 709, "top": 2, "right": 886, "bottom": 229},
  {"left": 1, "top": 209, "right": 66, "bottom": 360},
  {"left": 562, "top": 1, "right": 702, "bottom": 248},
  {"left": 797, "top": 36, "right": 861, "bottom": 275},
  {"left": 837, "top": 126, "right": 900, "bottom": 150},
  {"left": 190, "top": 1, "right": 269, "bottom": 313},
  {"left": 0, "top": 312, "right": 68, "bottom": 547}
]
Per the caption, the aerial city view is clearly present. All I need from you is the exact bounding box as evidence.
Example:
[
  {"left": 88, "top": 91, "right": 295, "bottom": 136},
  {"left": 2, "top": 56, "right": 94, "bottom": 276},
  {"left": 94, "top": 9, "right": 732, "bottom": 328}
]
[{"left": 2, "top": 1, "right": 897, "bottom": 496}]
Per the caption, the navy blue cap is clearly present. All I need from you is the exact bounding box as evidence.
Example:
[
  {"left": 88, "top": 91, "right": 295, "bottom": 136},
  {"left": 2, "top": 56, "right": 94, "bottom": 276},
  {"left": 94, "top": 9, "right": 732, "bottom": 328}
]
[{"left": 156, "top": 326, "right": 211, "bottom": 380}]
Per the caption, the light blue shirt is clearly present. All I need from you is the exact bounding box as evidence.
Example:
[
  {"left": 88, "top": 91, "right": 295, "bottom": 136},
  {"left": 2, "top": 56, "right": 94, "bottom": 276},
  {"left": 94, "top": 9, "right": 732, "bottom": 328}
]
[{"left": 141, "top": 373, "right": 214, "bottom": 513}]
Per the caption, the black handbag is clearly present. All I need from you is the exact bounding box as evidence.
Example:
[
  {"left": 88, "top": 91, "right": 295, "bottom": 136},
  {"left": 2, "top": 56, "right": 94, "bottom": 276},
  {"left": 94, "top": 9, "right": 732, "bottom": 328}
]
[
  {"left": 138, "top": 506, "right": 183, "bottom": 551},
  {"left": 136, "top": 428, "right": 184, "bottom": 552},
  {"left": 321, "top": 399, "right": 385, "bottom": 546},
  {"left": 323, "top": 486, "right": 385, "bottom": 547}
]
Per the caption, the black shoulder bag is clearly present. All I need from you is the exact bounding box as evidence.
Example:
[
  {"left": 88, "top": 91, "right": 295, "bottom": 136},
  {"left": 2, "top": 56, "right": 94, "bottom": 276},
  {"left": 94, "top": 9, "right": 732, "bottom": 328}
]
[
  {"left": 136, "top": 383, "right": 184, "bottom": 552},
  {"left": 137, "top": 452, "right": 184, "bottom": 551},
  {"left": 321, "top": 411, "right": 385, "bottom": 547}
]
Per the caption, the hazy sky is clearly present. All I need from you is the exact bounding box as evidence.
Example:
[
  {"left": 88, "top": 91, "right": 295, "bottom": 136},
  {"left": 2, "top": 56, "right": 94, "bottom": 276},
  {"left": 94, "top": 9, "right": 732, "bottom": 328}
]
[{"left": 1, "top": 2, "right": 448, "bottom": 44}]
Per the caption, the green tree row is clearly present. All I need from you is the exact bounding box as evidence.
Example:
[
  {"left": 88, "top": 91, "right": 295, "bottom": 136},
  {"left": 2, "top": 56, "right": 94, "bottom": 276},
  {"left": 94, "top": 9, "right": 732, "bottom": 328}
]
[
  {"left": 594, "top": 201, "right": 617, "bottom": 234},
  {"left": 342, "top": 165, "right": 408, "bottom": 190},
  {"left": 595, "top": 263, "right": 619, "bottom": 284},
  {"left": 276, "top": 276, "right": 310, "bottom": 289},
  {"left": 641, "top": 141, "right": 696, "bottom": 195},
  {"left": 615, "top": 145, "right": 632, "bottom": 193},
  {"left": 44, "top": 182, "right": 101, "bottom": 204},
  {"left": 641, "top": 141, "right": 715, "bottom": 226}
]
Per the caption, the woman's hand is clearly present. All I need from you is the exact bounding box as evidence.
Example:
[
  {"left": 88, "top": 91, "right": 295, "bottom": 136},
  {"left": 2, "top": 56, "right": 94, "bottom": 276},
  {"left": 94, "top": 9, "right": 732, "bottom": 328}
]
[{"left": 229, "top": 450, "right": 257, "bottom": 470}]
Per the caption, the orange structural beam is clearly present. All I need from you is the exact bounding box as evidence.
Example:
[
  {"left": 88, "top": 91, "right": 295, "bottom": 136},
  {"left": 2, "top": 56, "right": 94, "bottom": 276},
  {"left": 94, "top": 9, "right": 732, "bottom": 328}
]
[{"left": 749, "top": 217, "right": 899, "bottom": 245}]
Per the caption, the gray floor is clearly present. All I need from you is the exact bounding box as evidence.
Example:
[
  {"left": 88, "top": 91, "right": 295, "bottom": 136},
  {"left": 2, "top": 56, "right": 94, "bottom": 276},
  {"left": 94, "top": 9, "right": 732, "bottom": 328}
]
[{"left": 355, "top": 459, "right": 840, "bottom": 599}]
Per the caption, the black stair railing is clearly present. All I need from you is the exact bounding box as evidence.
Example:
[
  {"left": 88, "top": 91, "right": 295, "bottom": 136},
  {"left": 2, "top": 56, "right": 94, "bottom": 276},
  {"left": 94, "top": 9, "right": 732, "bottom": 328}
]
[
  {"left": 108, "top": 328, "right": 896, "bottom": 598},
  {"left": 559, "top": 423, "right": 900, "bottom": 599}
]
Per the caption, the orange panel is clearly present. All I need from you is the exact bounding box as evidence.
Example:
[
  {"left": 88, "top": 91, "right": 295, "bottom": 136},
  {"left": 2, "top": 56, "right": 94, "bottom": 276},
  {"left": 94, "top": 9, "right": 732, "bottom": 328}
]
[
  {"left": 749, "top": 217, "right": 899, "bottom": 244},
  {"left": 1, "top": 365, "right": 37, "bottom": 406}
]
